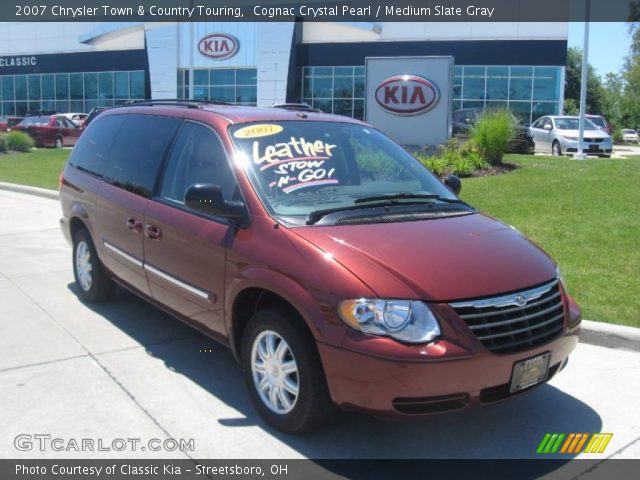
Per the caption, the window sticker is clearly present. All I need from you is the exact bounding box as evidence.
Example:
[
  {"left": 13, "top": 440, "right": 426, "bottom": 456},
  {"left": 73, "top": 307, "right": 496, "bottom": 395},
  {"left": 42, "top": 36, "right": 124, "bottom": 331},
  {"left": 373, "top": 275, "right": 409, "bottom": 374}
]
[
  {"left": 233, "top": 124, "right": 284, "bottom": 139},
  {"left": 252, "top": 137, "right": 339, "bottom": 193}
]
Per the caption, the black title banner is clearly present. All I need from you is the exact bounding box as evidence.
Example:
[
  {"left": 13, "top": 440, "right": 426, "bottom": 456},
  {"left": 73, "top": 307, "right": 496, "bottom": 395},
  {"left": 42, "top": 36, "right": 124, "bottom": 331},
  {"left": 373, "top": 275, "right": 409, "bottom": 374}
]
[
  {"left": 3, "top": 0, "right": 640, "bottom": 22},
  {"left": 2, "top": 459, "right": 640, "bottom": 480}
]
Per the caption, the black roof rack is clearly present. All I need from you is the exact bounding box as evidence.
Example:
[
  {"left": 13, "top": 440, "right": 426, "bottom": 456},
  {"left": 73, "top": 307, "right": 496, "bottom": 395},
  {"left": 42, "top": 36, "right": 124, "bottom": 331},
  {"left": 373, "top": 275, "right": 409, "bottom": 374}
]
[
  {"left": 122, "top": 99, "right": 233, "bottom": 109},
  {"left": 271, "top": 103, "right": 322, "bottom": 113}
]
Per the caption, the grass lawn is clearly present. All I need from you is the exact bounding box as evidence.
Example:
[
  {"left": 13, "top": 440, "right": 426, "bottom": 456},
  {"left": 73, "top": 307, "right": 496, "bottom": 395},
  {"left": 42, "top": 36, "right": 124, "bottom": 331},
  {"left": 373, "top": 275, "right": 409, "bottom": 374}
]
[
  {"left": 461, "top": 154, "right": 640, "bottom": 327},
  {"left": 0, "top": 149, "right": 70, "bottom": 190},
  {"left": 0, "top": 149, "right": 637, "bottom": 326}
]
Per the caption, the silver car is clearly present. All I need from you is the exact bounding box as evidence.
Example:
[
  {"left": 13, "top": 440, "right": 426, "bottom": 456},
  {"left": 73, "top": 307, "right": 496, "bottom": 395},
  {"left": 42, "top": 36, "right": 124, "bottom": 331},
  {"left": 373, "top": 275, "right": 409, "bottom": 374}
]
[{"left": 529, "top": 116, "right": 613, "bottom": 157}]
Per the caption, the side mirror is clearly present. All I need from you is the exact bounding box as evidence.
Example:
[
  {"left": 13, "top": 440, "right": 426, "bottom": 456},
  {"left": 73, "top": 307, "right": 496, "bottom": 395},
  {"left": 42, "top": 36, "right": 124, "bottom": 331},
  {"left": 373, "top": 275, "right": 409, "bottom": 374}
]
[
  {"left": 543, "top": 124, "right": 553, "bottom": 131},
  {"left": 184, "top": 183, "right": 246, "bottom": 224},
  {"left": 444, "top": 174, "right": 462, "bottom": 195}
]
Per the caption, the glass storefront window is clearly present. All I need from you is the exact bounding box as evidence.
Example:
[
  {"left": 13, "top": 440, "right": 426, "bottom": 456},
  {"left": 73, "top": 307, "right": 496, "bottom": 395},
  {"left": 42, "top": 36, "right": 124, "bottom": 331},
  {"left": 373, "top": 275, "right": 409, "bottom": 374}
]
[
  {"left": 130, "top": 71, "right": 144, "bottom": 99},
  {"left": 462, "top": 66, "right": 485, "bottom": 100},
  {"left": 28, "top": 76, "right": 41, "bottom": 102},
  {"left": 0, "top": 70, "right": 145, "bottom": 115},
  {"left": 178, "top": 67, "right": 257, "bottom": 106},
  {"left": 83, "top": 73, "right": 98, "bottom": 99},
  {"left": 236, "top": 68, "right": 257, "bottom": 85},
  {"left": 114, "top": 72, "right": 129, "bottom": 100},
  {"left": 55, "top": 74, "right": 69, "bottom": 100},
  {"left": 486, "top": 67, "right": 509, "bottom": 101},
  {"left": 300, "top": 66, "right": 366, "bottom": 120},
  {"left": 15, "top": 76, "right": 27, "bottom": 101},
  {"left": 70, "top": 74, "right": 83, "bottom": 100},
  {"left": 99, "top": 72, "right": 113, "bottom": 100},
  {"left": 1, "top": 77, "right": 14, "bottom": 101},
  {"left": 211, "top": 69, "right": 235, "bottom": 86},
  {"left": 451, "top": 65, "right": 562, "bottom": 125},
  {"left": 193, "top": 69, "right": 209, "bottom": 86}
]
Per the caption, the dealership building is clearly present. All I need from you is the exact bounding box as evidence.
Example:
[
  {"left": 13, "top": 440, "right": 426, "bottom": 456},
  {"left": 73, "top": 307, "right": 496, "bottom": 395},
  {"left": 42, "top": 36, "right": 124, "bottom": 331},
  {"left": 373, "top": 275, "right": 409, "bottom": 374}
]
[{"left": 0, "top": 21, "right": 567, "bottom": 142}]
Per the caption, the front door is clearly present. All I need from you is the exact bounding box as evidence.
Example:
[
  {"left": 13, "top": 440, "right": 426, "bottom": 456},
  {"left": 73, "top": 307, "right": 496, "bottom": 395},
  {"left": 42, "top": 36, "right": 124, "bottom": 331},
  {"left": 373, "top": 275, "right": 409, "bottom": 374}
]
[{"left": 143, "top": 121, "right": 240, "bottom": 338}]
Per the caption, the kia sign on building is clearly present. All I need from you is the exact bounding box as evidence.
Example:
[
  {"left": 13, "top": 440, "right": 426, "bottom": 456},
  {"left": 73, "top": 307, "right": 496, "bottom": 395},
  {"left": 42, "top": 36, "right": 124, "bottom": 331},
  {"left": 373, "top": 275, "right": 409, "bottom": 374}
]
[
  {"left": 366, "top": 57, "right": 453, "bottom": 146},
  {"left": 198, "top": 33, "right": 239, "bottom": 60}
]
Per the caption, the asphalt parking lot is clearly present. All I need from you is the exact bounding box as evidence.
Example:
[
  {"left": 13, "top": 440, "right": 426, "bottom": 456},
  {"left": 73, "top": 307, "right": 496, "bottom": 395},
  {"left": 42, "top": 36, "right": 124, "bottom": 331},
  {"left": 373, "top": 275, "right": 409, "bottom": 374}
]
[{"left": 0, "top": 189, "right": 638, "bottom": 466}]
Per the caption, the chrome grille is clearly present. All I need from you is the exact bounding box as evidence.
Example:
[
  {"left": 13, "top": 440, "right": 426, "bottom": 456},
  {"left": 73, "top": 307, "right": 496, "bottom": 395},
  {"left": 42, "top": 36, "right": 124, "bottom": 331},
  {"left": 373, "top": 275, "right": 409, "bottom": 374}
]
[{"left": 450, "top": 280, "right": 565, "bottom": 354}]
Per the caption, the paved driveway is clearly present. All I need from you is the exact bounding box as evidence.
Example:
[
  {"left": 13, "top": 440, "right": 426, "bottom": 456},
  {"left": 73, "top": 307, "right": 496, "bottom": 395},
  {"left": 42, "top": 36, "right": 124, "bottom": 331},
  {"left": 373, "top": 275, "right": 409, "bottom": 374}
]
[{"left": 0, "top": 190, "right": 638, "bottom": 466}]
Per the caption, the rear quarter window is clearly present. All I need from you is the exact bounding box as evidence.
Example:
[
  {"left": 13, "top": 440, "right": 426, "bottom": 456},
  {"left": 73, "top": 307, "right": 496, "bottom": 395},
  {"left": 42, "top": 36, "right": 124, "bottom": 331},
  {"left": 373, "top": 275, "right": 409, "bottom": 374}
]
[
  {"left": 68, "top": 114, "right": 126, "bottom": 177},
  {"left": 102, "top": 114, "right": 182, "bottom": 198}
]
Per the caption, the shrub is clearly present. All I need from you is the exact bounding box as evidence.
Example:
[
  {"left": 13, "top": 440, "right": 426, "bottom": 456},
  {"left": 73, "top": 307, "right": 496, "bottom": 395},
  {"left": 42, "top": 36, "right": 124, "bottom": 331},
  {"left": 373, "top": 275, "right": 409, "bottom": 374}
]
[
  {"left": 612, "top": 128, "right": 623, "bottom": 144},
  {"left": 0, "top": 135, "right": 6, "bottom": 153},
  {"left": 5, "top": 131, "right": 34, "bottom": 152},
  {"left": 470, "top": 109, "right": 514, "bottom": 165},
  {"left": 451, "top": 156, "right": 473, "bottom": 177},
  {"left": 467, "top": 150, "right": 489, "bottom": 170},
  {"left": 420, "top": 156, "right": 448, "bottom": 176}
]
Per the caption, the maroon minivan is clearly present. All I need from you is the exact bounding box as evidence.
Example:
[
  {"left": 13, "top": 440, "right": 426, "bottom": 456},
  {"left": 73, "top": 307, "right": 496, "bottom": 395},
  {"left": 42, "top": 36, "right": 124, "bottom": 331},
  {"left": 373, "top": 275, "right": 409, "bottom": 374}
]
[{"left": 59, "top": 101, "right": 581, "bottom": 433}]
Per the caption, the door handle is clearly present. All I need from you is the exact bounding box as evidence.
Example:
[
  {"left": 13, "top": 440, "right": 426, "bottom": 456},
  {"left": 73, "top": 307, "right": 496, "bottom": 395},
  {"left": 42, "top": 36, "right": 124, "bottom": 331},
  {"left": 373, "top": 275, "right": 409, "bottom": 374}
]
[
  {"left": 126, "top": 217, "right": 142, "bottom": 233},
  {"left": 144, "top": 224, "right": 162, "bottom": 240}
]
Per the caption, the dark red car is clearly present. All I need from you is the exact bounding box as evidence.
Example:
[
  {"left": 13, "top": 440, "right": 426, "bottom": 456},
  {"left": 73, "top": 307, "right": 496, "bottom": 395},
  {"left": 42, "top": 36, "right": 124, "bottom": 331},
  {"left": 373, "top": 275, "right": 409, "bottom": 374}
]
[
  {"left": 0, "top": 116, "right": 24, "bottom": 132},
  {"left": 59, "top": 101, "right": 581, "bottom": 433},
  {"left": 11, "top": 114, "right": 82, "bottom": 148}
]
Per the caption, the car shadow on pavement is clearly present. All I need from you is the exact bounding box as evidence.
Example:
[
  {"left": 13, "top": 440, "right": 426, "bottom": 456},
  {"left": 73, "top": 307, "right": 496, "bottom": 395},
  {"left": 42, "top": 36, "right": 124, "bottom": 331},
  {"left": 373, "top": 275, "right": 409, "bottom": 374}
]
[{"left": 69, "top": 284, "right": 602, "bottom": 465}]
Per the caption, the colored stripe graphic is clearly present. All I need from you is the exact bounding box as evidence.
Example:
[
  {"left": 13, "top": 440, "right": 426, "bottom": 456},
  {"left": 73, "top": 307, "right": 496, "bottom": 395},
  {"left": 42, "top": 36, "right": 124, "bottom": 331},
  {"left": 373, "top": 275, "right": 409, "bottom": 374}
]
[
  {"left": 538, "top": 433, "right": 613, "bottom": 454},
  {"left": 584, "top": 433, "right": 613, "bottom": 453},
  {"left": 537, "top": 433, "right": 551, "bottom": 453}
]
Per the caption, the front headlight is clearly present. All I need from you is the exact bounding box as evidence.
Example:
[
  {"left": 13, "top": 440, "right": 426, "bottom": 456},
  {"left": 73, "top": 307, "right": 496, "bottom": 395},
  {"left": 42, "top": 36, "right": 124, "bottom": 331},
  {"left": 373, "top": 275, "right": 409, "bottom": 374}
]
[
  {"left": 338, "top": 299, "right": 441, "bottom": 344},
  {"left": 563, "top": 136, "right": 578, "bottom": 141}
]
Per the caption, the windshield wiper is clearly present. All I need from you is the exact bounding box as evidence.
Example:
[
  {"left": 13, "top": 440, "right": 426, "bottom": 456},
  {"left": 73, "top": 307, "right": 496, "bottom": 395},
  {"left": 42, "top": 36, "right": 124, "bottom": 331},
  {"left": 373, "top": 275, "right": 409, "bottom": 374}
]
[
  {"left": 354, "top": 193, "right": 468, "bottom": 205},
  {"left": 305, "top": 196, "right": 472, "bottom": 225}
]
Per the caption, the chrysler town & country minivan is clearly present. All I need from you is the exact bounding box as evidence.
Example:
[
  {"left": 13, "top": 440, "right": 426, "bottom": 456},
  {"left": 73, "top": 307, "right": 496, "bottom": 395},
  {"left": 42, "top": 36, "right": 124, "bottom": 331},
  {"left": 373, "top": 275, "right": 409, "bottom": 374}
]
[{"left": 60, "top": 100, "right": 581, "bottom": 433}]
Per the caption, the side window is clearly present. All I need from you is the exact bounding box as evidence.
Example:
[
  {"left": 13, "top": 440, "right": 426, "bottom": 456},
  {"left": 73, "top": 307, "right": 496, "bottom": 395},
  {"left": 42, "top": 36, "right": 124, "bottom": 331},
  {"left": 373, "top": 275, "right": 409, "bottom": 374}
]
[
  {"left": 68, "top": 114, "right": 125, "bottom": 177},
  {"left": 55, "top": 117, "right": 65, "bottom": 127},
  {"left": 103, "top": 114, "right": 181, "bottom": 198},
  {"left": 542, "top": 118, "right": 552, "bottom": 129},
  {"left": 160, "top": 122, "right": 237, "bottom": 205}
]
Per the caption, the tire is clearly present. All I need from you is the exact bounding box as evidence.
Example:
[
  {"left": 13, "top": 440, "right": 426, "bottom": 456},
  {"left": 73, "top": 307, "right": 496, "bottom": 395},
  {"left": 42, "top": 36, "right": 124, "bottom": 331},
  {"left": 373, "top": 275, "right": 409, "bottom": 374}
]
[
  {"left": 72, "top": 229, "right": 115, "bottom": 303},
  {"left": 55, "top": 136, "right": 63, "bottom": 149},
  {"left": 552, "top": 141, "right": 562, "bottom": 156},
  {"left": 241, "top": 307, "right": 334, "bottom": 433}
]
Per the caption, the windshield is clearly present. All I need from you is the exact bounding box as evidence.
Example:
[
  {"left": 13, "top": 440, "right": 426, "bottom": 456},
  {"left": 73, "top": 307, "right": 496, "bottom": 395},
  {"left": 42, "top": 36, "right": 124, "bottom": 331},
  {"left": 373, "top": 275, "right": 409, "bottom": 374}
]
[
  {"left": 19, "top": 116, "right": 50, "bottom": 126},
  {"left": 554, "top": 118, "right": 598, "bottom": 131},
  {"left": 229, "top": 121, "right": 459, "bottom": 221},
  {"left": 588, "top": 116, "right": 606, "bottom": 127}
]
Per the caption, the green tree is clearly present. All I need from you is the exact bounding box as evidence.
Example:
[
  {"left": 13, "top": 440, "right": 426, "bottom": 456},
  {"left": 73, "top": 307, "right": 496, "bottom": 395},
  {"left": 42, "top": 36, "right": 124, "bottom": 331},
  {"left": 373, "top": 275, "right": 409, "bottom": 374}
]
[{"left": 564, "top": 47, "right": 606, "bottom": 115}]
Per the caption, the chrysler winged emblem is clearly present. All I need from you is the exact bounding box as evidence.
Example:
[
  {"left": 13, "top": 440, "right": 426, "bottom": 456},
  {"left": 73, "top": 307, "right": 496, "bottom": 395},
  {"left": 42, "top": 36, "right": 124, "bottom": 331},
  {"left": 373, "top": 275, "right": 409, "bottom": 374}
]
[{"left": 514, "top": 294, "right": 528, "bottom": 307}]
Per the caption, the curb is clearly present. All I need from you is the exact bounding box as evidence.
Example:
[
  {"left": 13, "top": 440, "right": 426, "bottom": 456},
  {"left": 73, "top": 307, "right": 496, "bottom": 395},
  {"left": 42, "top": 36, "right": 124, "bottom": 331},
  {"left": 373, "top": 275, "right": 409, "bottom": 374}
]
[
  {"left": 0, "top": 181, "right": 59, "bottom": 200},
  {"left": 580, "top": 320, "right": 640, "bottom": 352},
  {"left": 0, "top": 181, "right": 638, "bottom": 352}
]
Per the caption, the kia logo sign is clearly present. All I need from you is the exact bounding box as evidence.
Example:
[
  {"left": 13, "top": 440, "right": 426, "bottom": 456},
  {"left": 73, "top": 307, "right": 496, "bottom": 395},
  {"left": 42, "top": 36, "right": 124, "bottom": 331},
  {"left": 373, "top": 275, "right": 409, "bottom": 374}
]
[
  {"left": 198, "top": 33, "right": 239, "bottom": 61},
  {"left": 375, "top": 75, "right": 440, "bottom": 115}
]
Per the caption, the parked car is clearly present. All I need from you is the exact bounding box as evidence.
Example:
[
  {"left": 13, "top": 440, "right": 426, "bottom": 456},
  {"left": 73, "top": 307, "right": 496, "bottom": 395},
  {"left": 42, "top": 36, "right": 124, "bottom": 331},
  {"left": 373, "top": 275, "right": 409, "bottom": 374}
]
[
  {"left": 0, "top": 116, "right": 24, "bottom": 131},
  {"left": 529, "top": 116, "right": 613, "bottom": 157},
  {"left": 452, "top": 108, "right": 535, "bottom": 154},
  {"left": 83, "top": 107, "right": 109, "bottom": 128},
  {"left": 60, "top": 112, "right": 88, "bottom": 127},
  {"left": 621, "top": 129, "right": 639, "bottom": 143},
  {"left": 59, "top": 101, "right": 581, "bottom": 433},
  {"left": 586, "top": 114, "right": 611, "bottom": 134},
  {"left": 11, "top": 114, "right": 82, "bottom": 148}
]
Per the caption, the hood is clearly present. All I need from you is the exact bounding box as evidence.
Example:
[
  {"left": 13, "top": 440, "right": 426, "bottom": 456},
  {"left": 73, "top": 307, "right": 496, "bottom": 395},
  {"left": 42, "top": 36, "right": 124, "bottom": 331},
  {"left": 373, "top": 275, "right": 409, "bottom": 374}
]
[
  {"left": 558, "top": 129, "right": 609, "bottom": 139},
  {"left": 289, "top": 213, "right": 557, "bottom": 301}
]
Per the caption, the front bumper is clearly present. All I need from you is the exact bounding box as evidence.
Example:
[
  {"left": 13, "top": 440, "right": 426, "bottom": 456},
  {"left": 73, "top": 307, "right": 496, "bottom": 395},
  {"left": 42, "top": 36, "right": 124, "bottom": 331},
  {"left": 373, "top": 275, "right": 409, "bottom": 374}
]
[
  {"left": 319, "top": 298, "right": 581, "bottom": 417},
  {"left": 561, "top": 138, "right": 612, "bottom": 155}
]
